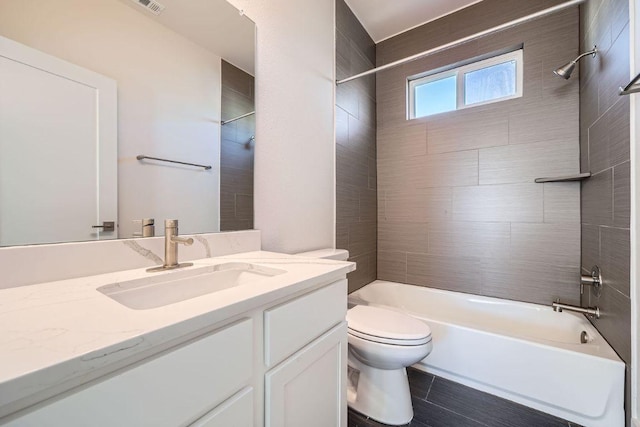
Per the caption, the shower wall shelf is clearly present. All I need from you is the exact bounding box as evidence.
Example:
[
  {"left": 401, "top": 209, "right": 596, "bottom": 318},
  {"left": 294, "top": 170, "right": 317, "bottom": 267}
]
[{"left": 534, "top": 172, "right": 591, "bottom": 183}]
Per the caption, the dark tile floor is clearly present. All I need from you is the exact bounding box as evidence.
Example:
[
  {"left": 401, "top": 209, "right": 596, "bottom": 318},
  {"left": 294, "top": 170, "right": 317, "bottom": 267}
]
[{"left": 348, "top": 368, "right": 582, "bottom": 427}]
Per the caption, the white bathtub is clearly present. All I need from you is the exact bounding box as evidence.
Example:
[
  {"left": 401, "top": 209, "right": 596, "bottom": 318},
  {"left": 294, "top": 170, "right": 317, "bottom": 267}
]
[{"left": 348, "top": 280, "right": 625, "bottom": 427}]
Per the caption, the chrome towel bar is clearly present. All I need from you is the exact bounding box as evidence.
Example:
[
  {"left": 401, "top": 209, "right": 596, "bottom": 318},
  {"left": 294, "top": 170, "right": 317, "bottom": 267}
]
[
  {"left": 136, "top": 155, "right": 212, "bottom": 170},
  {"left": 221, "top": 111, "right": 255, "bottom": 125}
]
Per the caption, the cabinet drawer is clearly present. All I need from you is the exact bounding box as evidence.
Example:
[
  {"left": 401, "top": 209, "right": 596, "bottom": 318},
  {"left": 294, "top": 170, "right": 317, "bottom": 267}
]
[
  {"left": 264, "top": 279, "right": 346, "bottom": 367},
  {"left": 7, "top": 319, "right": 253, "bottom": 427},
  {"left": 190, "top": 387, "right": 253, "bottom": 427}
]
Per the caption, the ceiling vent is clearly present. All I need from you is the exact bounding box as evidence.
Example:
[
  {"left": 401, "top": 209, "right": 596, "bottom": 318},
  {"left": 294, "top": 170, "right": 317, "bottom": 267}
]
[{"left": 131, "top": 0, "right": 165, "bottom": 15}]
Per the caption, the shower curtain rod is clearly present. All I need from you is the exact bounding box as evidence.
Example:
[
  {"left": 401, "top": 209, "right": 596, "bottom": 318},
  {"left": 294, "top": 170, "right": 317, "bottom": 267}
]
[{"left": 336, "top": 0, "right": 585, "bottom": 85}]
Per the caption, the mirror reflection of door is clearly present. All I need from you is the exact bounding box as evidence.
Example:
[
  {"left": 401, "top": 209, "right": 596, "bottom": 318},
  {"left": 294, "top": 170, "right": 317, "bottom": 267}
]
[
  {"left": 0, "top": 37, "right": 117, "bottom": 246},
  {"left": 0, "top": 0, "right": 255, "bottom": 246}
]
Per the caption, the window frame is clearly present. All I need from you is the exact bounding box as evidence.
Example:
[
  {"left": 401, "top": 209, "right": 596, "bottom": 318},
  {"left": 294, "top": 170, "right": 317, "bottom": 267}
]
[{"left": 408, "top": 49, "right": 523, "bottom": 119}]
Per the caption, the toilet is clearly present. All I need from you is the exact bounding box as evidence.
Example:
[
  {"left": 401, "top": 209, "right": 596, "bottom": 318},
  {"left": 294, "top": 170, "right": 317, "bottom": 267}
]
[
  {"left": 346, "top": 305, "right": 432, "bottom": 425},
  {"left": 296, "top": 248, "right": 433, "bottom": 426}
]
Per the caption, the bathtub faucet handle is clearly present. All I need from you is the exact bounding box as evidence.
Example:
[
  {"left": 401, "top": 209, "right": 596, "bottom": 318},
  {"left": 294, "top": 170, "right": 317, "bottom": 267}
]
[{"left": 580, "top": 265, "right": 602, "bottom": 297}]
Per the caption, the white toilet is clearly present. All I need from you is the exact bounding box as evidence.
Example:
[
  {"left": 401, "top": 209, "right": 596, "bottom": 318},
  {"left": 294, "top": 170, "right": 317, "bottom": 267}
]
[
  {"left": 346, "top": 305, "right": 432, "bottom": 425},
  {"left": 295, "top": 248, "right": 433, "bottom": 425}
]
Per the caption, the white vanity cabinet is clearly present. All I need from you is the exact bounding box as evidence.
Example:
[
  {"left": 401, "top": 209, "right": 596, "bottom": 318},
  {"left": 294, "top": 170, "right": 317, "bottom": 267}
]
[
  {"left": 189, "top": 387, "right": 254, "bottom": 427},
  {"left": 264, "top": 279, "right": 348, "bottom": 427},
  {"left": 4, "top": 319, "right": 255, "bottom": 427},
  {"left": 265, "top": 323, "right": 347, "bottom": 427},
  {"left": 3, "top": 278, "right": 348, "bottom": 427}
]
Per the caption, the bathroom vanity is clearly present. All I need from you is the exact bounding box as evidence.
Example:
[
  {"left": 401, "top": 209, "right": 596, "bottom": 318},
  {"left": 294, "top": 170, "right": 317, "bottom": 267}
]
[{"left": 0, "top": 252, "right": 354, "bottom": 426}]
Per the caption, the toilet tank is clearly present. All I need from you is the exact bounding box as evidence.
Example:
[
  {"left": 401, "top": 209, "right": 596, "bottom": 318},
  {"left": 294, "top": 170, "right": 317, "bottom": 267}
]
[{"left": 295, "top": 248, "right": 349, "bottom": 261}]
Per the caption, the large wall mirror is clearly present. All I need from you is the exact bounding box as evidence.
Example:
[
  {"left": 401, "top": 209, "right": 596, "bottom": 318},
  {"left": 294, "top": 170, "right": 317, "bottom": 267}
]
[{"left": 0, "top": 0, "right": 255, "bottom": 247}]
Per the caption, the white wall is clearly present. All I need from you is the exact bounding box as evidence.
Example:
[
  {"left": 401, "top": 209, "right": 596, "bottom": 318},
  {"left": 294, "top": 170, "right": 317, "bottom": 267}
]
[
  {"left": 227, "top": 0, "right": 336, "bottom": 253},
  {"left": 0, "top": 0, "right": 222, "bottom": 238},
  {"left": 632, "top": 0, "right": 639, "bottom": 422}
]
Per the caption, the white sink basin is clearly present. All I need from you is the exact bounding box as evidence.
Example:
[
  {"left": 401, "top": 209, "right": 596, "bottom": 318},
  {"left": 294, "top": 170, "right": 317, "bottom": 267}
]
[{"left": 97, "top": 262, "right": 286, "bottom": 310}]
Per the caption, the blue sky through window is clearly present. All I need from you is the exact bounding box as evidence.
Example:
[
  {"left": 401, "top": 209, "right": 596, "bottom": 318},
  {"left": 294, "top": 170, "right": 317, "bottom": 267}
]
[
  {"left": 409, "top": 50, "right": 522, "bottom": 119},
  {"left": 414, "top": 75, "right": 456, "bottom": 118}
]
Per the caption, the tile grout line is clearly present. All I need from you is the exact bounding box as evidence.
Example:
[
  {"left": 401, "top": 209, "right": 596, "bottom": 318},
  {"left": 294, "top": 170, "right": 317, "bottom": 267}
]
[
  {"left": 424, "top": 375, "right": 435, "bottom": 401},
  {"left": 414, "top": 371, "right": 572, "bottom": 426},
  {"left": 422, "top": 399, "right": 492, "bottom": 427}
]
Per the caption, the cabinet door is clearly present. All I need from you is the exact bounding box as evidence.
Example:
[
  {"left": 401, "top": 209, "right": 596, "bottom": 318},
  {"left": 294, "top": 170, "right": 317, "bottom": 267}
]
[
  {"left": 190, "top": 387, "right": 253, "bottom": 427},
  {"left": 265, "top": 322, "right": 347, "bottom": 427}
]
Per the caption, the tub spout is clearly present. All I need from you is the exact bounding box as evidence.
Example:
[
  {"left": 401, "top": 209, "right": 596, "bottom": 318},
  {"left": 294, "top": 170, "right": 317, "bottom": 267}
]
[{"left": 552, "top": 299, "right": 600, "bottom": 319}]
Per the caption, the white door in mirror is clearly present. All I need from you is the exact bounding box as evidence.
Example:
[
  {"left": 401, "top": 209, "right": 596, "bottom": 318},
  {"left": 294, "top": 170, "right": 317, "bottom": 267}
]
[{"left": 0, "top": 35, "right": 117, "bottom": 246}]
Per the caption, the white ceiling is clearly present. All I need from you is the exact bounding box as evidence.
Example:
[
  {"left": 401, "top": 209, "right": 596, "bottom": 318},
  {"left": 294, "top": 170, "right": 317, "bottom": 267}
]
[
  {"left": 344, "top": 0, "right": 484, "bottom": 43},
  {"left": 118, "top": 0, "right": 255, "bottom": 75}
]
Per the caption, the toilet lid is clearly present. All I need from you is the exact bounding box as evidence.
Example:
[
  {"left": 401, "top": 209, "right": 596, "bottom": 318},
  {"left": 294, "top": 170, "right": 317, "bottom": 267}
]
[{"left": 346, "top": 305, "right": 431, "bottom": 345}]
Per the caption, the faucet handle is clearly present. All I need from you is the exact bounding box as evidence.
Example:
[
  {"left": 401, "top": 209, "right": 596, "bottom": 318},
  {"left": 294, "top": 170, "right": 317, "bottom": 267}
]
[
  {"left": 580, "top": 265, "right": 602, "bottom": 297},
  {"left": 171, "top": 235, "right": 194, "bottom": 246}
]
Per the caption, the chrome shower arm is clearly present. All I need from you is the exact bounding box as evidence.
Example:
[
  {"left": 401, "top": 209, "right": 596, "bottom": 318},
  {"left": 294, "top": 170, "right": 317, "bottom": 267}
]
[{"left": 573, "top": 47, "right": 597, "bottom": 63}]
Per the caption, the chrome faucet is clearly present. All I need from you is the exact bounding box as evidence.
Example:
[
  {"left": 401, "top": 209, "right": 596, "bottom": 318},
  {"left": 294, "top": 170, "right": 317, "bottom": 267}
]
[
  {"left": 147, "top": 219, "right": 194, "bottom": 272},
  {"left": 552, "top": 299, "right": 600, "bottom": 319},
  {"left": 581, "top": 265, "right": 602, "bottom": 296},
  {"left": 551, "top": 266, "right": 604, "bottom": 319}
]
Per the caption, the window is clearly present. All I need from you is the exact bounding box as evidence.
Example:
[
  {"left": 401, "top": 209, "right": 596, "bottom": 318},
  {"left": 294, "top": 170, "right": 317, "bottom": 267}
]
[{"left": 408, "top": 49, "right": 523, "bottom": 119}]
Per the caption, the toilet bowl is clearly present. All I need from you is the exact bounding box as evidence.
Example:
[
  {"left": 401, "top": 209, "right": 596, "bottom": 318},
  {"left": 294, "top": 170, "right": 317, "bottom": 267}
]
[
  {"left": 293, "top": 249, "right": 432, "bottom": 425},
  {"left": 346, "top": 305, "right": 432, "bottom": 426}
]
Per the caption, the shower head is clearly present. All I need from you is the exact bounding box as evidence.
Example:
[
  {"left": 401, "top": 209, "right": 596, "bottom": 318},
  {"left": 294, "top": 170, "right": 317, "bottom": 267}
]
[
  {"left": 553, "top": 61, "right": 577, "bottom": 80},
  {"left": 553, "top": 46, "right": 597, "bottom": 79}
]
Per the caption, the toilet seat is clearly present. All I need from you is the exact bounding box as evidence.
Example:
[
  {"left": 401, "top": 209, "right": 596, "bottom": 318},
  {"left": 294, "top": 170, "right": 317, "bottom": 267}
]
[{"left": 347, "top": 305, "right": 432, "bottom": 346}]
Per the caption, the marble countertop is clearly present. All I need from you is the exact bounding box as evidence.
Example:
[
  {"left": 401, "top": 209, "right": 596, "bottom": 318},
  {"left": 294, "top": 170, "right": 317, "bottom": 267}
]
[{"left": 0, "top": 251, "right": 355, "bottom": 419}]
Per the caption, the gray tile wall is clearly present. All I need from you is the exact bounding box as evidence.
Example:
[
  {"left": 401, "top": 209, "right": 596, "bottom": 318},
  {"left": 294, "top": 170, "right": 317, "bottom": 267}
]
[
  {"left": 376, "top": 1, "right": 581, "bottom": 305},
  {"left": 336, "top": 0, "right": 377, "bottom": 292},
  {"left": 579, "top": 0, "right": 631, "bottom": 423},
  {"left": 220, "top": 60, "right": 255, "bottom": 231}
]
